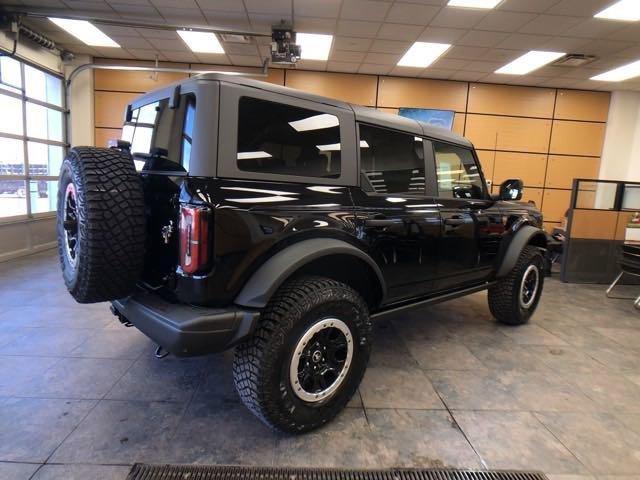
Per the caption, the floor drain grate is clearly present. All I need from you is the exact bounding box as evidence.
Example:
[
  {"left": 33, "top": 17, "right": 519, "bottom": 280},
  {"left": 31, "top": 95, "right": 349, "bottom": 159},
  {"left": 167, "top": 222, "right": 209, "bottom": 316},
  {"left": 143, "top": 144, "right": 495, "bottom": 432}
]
[{"left": 127, "top": 465, "right": 549, "bottom": 480}]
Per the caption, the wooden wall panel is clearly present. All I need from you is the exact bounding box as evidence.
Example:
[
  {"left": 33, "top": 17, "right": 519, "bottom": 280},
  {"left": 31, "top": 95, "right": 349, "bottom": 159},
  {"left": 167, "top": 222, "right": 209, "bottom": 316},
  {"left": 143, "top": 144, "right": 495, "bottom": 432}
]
[
  {"left": 452, "top": 113, "right": 465, "bottom": 135},
  {"left": 550, "top": 120, "right": 605, "bottom": 157},
  {"left": 492, "top": 151, "right": 547, "bottom": 187},
  {"left": 285, "top": 70, "right": 377, "bottom": 106},
  {"left": 555, "top": 90, "right": 610, "bottom": 122},
  {"left": 542, "top": 189, "right": 572, "bottom": 222},
  {"left": 377, "top": 77, "right": 467, "bottom": 111},
  {"left": 545, "top": 155, "right": 601, "bottom": 189},
  {"left": 476, "top": 150, "right": 495, "bottom": 183},
  {"left": 94, "top": 91, "right": 139, "bottom": 128},
  {"left": 570, "top": 209, "right": 618, "bottom": 240},
  {"left": 94, "top": 70, "right": 188, "bottom": 93},
  {"left": 616, "top": 211, "right": 636, "bottom": 241},
  {"left": 543, "top": 222, "right": 561, "bottom": 233},
  {"left": 94, "top": 128, "right": 121, "bottom": 147},
  {"left": 522, "top": 187, "right": 544, "bottom": 207},
  {"left": 265, "top": 68, "right": 285, "bottom": 85},
  {"left": 468, "top": 83, "right": 555, "bottom": 118},
  {"left": 465, "top": 114, "right": 552, "bottom": 153}
]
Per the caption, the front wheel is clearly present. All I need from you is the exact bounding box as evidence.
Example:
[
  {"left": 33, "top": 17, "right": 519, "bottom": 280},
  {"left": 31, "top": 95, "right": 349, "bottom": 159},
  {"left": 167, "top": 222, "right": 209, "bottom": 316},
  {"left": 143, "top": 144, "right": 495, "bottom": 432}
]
[
  {"left": 233, "top": 276, "right": 372, "bottom": 433},
  {"left": 488, "top": 245, "right": 545, "bottom": 325}
]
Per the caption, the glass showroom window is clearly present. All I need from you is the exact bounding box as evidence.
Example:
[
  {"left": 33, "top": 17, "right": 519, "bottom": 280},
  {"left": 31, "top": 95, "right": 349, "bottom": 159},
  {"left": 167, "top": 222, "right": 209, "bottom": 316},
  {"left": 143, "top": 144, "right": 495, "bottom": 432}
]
[{"left": 0, "top": 55, "right": 66, "bottom": 220}]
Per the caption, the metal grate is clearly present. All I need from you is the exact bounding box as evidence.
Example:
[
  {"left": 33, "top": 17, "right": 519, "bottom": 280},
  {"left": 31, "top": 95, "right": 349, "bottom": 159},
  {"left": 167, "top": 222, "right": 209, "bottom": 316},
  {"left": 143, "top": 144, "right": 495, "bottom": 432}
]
[{"left": 127, "top": 465, "right": 549, "bottom": 480}]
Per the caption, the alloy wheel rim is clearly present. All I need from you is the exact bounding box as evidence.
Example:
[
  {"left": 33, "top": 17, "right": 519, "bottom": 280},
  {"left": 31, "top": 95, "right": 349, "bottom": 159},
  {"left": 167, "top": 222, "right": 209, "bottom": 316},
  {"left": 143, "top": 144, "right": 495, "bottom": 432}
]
[
  {"left": 289, "top": 318, "right": 353, "bottom": 403},
  {"left": 519, "top": 264, "right": 539, "bottom": 309},
  {"left": 63, "top": 182, "right": 79, "bottom": 268}
]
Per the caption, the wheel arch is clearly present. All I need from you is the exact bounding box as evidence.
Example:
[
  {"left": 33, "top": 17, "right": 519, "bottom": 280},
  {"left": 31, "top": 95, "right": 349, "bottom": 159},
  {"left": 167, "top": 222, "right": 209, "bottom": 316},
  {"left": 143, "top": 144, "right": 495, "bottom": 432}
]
[
  {"left": 234, "top": 238, "right": 386, "bottom": 310},
  {"left": 495, "top": 224, "right": 547, "bottom": 278}
]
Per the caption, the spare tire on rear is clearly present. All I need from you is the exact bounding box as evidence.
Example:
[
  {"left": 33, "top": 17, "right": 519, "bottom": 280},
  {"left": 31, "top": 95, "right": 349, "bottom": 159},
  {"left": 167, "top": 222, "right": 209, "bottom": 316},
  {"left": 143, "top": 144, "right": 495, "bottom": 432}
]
[{"left": 57, "top": 147, "right": 146, "bottom": 303}]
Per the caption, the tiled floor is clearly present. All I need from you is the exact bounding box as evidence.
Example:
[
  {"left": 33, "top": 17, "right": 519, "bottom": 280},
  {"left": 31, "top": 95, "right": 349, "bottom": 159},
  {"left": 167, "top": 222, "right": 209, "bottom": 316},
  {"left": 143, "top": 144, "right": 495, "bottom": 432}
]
[{"left": 1, "top": 251, "right": 640, "bottom": 480}]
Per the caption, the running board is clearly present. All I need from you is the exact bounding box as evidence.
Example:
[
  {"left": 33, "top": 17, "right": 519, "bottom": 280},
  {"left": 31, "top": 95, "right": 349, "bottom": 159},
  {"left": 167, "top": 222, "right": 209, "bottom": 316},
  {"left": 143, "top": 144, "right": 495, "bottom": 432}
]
[{"left": 371, "top": 282, "right": 494, "bottom": 319}]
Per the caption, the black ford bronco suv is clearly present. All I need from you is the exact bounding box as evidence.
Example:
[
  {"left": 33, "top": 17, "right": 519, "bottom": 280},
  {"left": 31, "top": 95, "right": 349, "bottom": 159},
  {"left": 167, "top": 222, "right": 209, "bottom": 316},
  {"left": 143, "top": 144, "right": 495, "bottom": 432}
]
[{"left": 57, "top": 73, "right": 546, "bottom": 433}]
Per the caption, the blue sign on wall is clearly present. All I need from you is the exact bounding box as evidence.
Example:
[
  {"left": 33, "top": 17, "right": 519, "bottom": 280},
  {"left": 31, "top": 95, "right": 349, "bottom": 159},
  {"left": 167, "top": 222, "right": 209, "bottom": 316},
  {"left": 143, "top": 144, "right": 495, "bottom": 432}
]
[{"left": 398, "top": 108, "right": 455, "bottom": 131}]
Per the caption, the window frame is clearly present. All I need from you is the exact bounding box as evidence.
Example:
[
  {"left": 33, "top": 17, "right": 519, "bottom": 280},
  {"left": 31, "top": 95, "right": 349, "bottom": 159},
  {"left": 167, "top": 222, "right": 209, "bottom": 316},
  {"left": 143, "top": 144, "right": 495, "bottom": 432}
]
[
  {"left": 356, "top": 122, "right": 432, "bottom": 198},
  {"left": 0, "top": 54, "right": 67, "bottom": 223},
  {"left": 430, "top": 139, "right": 489, "bottom": 201},
  {"left": 217, "top": 83, "right": 358, "bottom": 186}
]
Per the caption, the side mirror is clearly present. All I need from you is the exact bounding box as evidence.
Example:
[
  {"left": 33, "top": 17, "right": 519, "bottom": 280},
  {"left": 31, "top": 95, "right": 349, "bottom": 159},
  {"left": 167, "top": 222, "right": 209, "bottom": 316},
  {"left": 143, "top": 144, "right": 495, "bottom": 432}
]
[{"left": 499, "top": 178, "right": 524, "bottom": 201}]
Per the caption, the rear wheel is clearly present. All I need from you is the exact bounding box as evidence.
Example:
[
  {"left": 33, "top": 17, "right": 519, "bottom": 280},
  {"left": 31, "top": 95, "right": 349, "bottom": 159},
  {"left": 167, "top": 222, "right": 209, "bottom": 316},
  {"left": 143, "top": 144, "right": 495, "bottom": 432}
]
[
  {"left": 57, "top": 147, "right": 145, "bottom": 303},
  {"left": 488, "top": 245, "right": 545, "bottom": 325},
  {"left": 233, "top": 276, "right": 372, "bottom": 433}
]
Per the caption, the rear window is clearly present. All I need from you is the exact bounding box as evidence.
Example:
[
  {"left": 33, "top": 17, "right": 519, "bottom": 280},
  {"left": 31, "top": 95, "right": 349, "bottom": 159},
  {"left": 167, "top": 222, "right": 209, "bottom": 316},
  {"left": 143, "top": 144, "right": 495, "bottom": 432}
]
[
  {"left": 123, "top": 95, "right": 195, "bottom": 173},
  {"left": 236, "top": 96, "right": 341, "bottom": 179}
]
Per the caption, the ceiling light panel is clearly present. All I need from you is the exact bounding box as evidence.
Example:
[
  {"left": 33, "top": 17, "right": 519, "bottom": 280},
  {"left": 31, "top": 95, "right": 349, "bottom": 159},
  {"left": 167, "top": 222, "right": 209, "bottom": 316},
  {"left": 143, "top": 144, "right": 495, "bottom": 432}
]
[
  {"left": 447, "top": 0, "right": 502, "bottom": 8},
  {"left": 398, "top": 42, "right": 451, "bottom": 68},
  {"left": 49, "top": 18, "right": 119, "bottom": 47},
  {"left": 496, "top": 51, "right": 565, "bottom": 75},
  {"left": 177, "top": 30, "right": 224, "bottom": 54},
  {"left": 591, "top": 59, "right": 640, "bottom": 81},
  {"left": 594, "top": 0, "right": 640, "bottom": 21},
  {"left": 297, "top": 33, "right": 333, "bottom": 61}
]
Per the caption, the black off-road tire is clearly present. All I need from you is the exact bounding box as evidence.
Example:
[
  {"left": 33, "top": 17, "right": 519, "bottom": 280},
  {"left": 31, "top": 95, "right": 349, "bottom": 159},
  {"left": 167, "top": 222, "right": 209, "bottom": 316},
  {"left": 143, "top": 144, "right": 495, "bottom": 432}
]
[
  {"left": 57, "top": 147, "right": 145, "bottom": 303},
  {"left": 233, "top": 276, "right": 372, "bottom": 433},
  {"left": 488, "top": 245, "right": 545, "bottom": 325}
]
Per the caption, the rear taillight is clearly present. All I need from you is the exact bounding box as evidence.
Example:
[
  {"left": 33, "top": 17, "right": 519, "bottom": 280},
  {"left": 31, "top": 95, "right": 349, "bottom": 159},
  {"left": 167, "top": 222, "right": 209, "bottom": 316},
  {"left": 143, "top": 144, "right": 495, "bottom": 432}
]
[{"left": 179, "top": 204, "right": 211, "bottom": 275}]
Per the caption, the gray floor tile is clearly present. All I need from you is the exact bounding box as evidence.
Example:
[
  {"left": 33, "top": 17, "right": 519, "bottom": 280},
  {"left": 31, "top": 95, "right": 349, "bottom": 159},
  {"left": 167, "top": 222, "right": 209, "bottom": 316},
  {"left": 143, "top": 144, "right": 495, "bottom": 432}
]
[
  {"left": 20, "top": 357, "right": 133, "bottom": 399},
  {"left": 31, "top": 464, "right": 131, "bottom": 479},
  {"left": 50, "top": 400, "right": 185, "bottom": 464},
  {"left": 498, "top": 324, "right": 568, "bottom": 346},
  {"left": 0, "top": 328, "right": 95, "bottom": 356},
  {"left": 566, "top": 373, "right": 640, "bottom": 413},
  {"left": 0, "top": 462, "right": 40, "bottom": 480},
  {"left": 453, "top": 410, "right": 588, "bottom": 474},
  {"left": 275, "top": 408, "right": 381, "bottom": 468},
  {"left": 404, "top": 340, "right": 486, "bottom": 371},
  {"left": 0, "top": 306, "right": 113, "bottom": 330},
  {"left": 70, "top": 330, "right": 152, "bottom": 359},
  {"left": 428, "top": 370, "right": 521, "bottom": 411},
  {"left": 369, "top": 322, "right": 418, "bottom": 368},
  {"left": 466, "top": 343, "right": 550, "bottom": 372},
  {"left": 0, "top": 397, "right": 96, "bottom": 463},
  {"left": 0, "top": 355, "right": 60, "bottom": 396},
  {"left": 536, "top": 412, "right": 640, "bottom": 475},
  {"left": 527, "top": 346, "right": 612, "bottom": 375},
  {"left": 106, "top": 354, "right": 207, "bottom": 403},
  {"left": 367, "top": 409, "right": 482, "bottom": 468},
  {"left": 591, "top": 328, "right": 640, "bottom": 350},
  {"left": 586, "top": 347, "right": 640, "bottom": 373},
  {"left": 360, "top": 366, "right": 444, "bottom": 409}
]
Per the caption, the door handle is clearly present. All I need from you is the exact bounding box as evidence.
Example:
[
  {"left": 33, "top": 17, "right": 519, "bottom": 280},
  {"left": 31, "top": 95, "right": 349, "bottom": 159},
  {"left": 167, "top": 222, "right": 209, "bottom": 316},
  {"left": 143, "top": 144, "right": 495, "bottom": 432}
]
[{"left": 444, "top": 217, "right": 465, "bottom": 226}]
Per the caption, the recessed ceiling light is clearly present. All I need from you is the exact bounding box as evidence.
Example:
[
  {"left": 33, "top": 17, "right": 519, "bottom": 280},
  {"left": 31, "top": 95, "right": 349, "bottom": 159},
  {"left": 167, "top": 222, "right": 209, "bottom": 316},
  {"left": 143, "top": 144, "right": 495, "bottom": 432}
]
[
  {"left": 447, "top": 0, "right": 502, "bottom": 8},
  {"left": 297, "top": 33, "right": 333, "bottom": 61},
  {"left": 594, "top": 0, "right": 640, "bottom": 21},
  {"left": 591, "top": 59, "right": 640, "bottom": 81},
  {"left": 177, "top": 30, "right": 224, "bottom": 54},
  {"left": 49, "top": 18, "right": 119, "bottom": 48},
  {"left": 398, "top": 42, "right": 451, "bottom": 68},
  {"left": 495, "top": 51, "right": 565, "bottom": 75}
]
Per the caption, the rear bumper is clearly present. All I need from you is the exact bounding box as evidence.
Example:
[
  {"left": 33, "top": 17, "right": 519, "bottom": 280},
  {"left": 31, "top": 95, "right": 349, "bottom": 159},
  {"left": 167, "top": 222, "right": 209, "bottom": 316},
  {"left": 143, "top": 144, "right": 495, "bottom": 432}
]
[{"left": 111, "top": 291, "right": 260, "bottom": 356}]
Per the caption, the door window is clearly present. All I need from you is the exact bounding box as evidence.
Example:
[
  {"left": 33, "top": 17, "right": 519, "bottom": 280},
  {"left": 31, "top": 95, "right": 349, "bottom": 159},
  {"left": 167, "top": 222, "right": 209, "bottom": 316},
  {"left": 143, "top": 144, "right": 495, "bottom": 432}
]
[
  {"left": 358, "top": 124, "right": 425, "bottom": 194},
  {"left": 236, "top": 96, "right": 341, "bottom": 179},
  {"left": 433, "top": 142, "right": 484, "bottom": 199}
]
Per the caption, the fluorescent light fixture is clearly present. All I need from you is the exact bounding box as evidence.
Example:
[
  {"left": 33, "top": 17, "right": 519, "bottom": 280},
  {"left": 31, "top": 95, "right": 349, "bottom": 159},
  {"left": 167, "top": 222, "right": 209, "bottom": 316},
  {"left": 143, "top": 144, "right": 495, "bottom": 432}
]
[
  {"left": 594, "top": 0, "right": 640, "bottom": 21},
  {"left": 289, "top": 114, "right": 339, "bottom": 132},
  {"left": 236, "top": 151, "right": 272, "bottom": 160},
  {"left": 49, "top": 18, "right": 119, "bottom": 47},
  {"left": 297, "top": 33, "right": 333, "bottom": 60},
  {"left": 591, "top": 59, "right": 640, "bottom": 81},
  {"left": 398, "top": 42, "right": 451, "bottom": 68},
  {"left": 496, "top": 50, "right": 565, "bottom": 75},
  {"left": 177, "top": 30, "right": 224, "bottom": 54},
  {"left": 448, "top": 0, "right": 502, "bottom": 8}
]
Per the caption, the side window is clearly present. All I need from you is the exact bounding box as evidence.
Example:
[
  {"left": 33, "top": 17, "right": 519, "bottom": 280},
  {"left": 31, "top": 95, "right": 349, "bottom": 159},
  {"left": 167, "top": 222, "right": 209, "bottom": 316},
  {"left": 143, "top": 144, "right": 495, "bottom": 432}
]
[
  {"left": 359, "top": 124, "right": 425, "bottom": 195},
  {"left": 122, "top": 95, "right": 194, "bottom": 172},
  {"left": 236, "top": 96, "right": 341, "bottom": 179},
  {"left": 433, "top": 142, "right": 484, "bottom": 199}
]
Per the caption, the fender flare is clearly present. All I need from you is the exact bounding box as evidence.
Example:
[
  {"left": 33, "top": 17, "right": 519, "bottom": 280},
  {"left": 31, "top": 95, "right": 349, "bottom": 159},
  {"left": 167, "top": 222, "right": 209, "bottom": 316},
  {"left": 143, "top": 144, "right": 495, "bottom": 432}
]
[
  {"left": 234, "top": 238, "right": 387, "bottom": 309},
  {"left": 496, "top": 225, "right": 547, "bottom": 278}
]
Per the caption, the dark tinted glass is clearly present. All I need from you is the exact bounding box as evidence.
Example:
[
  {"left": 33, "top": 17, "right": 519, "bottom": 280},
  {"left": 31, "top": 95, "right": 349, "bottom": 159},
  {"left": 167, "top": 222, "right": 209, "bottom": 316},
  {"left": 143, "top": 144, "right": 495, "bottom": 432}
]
[
  {"left": 433, "top": 142, "right": 483, "bottom": 199},
  {"left": 359, "top": 124, "right": 425, "bottom": 194},
  {"left": 237, "top": 97, "right": 341, "bottom": 179}
]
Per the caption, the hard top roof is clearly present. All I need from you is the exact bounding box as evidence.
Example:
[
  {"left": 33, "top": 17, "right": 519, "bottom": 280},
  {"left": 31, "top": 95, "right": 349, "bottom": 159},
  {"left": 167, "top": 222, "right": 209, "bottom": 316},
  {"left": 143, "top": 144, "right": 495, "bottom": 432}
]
[{"left": 131, "top": 72, "right": 471, "bottom": 147}]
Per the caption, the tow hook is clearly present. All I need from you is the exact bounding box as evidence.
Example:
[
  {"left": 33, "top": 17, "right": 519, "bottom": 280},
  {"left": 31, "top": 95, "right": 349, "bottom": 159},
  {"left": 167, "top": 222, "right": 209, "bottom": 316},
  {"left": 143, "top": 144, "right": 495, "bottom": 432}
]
[
  {"left": 110, "top": 305, "right": 133, "bottom": 327},
  {"left": 155, "top": 345, "right": 169, "bottom": 359}
]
